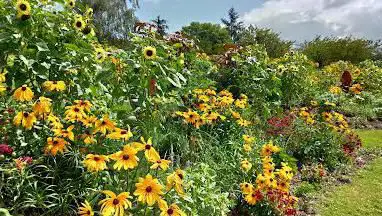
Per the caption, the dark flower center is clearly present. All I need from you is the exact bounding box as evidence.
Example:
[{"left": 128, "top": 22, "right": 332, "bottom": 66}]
[
  {"left": 122, "top": 155, "right": 129, "bottom": 160},
  {"left": 145, "top": 186, "right": 152, "bottom": 193},
  {"left": 83, "top": 27, "right": 91, "bottom": 35},
  {"left": 167, "top": 208, "right": 174, "bottom": 215},
  {"left": 113, "top": 198, "right": 119, "bottom": 205},
  {"left": 19, "top": 4, "right": 27, "bottom": 11},
  {"left": 21, "top": 86, "right": 27, "bottom": 91},
  {"left": 120, "top": 130, "right": 127, "bottom": 135},
  {"left": 69, "top": 1, "right": 73, "bottom": 6},
  {"left": 53, "top": 81, "right": 57, "bottom": 84},
  {"left": 177, "top": 173, "right": 183, "bottom": 180},
  {"left": 93, "top": 157, "right": 100, "bottom": 161},
  {"left": 21, "top": 14, "right": 30, "bottom": 21},
  {"left": 245, "top": 184, "right": 249, "bottom": 187},
  {"left": 23, "top": 112, "right": 29, "bottom": 117},
  {"left": 86, "top": 210, "right": 90, "bottom": 214},
  {"left": 102, "top": 121, "right": 107, "bottom": 125},
  {"left": 53, "top": 140, "right": 59, "bottom": 145},
  {"left": 252, "top": 193, "right": 256, "bottom": 197},
  {"left": 74, "top": 108, "right": 80, "bottom": 112},
  {"left": 146, "top": 50, "right": 153, "bottom": 57},
  {"left": 145, "top": 145, "right": 151, "bottom": 150},
  {"left": 157, "top": 160, "right": 161, "bottom": 163},
  {"left": 76, "top": 21, "right": 82, "bottom": 28}
]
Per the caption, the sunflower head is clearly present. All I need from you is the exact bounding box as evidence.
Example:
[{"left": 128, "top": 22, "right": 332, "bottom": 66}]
[
  {"left": 73, "top": 16, "right": 86, "bottom": 31},
  {"left": 66, "top": 0, "right": 75, "bottom": 8},
  {"left": 16, "top": 0, "right": 31, "bottom": 13},
  {"left": 86, "top": 8, "right": 93, "bottom": 17},
  {"left": 143, "top": 46, "right": 157, "bottom": 60}
]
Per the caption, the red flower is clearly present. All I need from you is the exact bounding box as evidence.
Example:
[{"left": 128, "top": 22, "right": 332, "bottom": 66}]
[
  {"left": 19, "top": 156, "right": 33, "bottom": 164},
  {"left": 0, "top": 144, "right": 13, "bottom": 155}
]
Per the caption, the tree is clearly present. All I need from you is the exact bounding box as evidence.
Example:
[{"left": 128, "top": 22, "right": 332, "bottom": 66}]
[
  {"left": 221, "top": 7, "right": 244, "bottom": 42},
  {"left": 181, "top": 22, "right": 232, "bottom": 55},
  {"left": 79, "top": 0, "right": 138, "bottom": 42},
  {"left": 238, "top": 26, "right": 293, "bottom": 58},
  {"left": 301, "top": 36, "right": 378, "bottom": 66},
  {"left": 151, "top": 15, "right": 169, "bottom": 36}
]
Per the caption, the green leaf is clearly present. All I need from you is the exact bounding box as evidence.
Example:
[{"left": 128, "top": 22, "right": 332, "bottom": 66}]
[{"left": 36, "top": 42, "right": 50, "bottom": 52}]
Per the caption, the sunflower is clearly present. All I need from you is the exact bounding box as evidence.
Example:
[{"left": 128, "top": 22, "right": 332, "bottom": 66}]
[
  {"left": 107, "top": 127, "right": 133, "bottom": 141},
  {"left": 13, "top": 85, "right": 34, "bottom": 102},
  {"left": 73, "top": 16, "right": 86, "bottom": 31},
  {"left": 109, "top": 145, "right": 139, "bottom": 170},
  {"left": 42, "top": 81, "right": 66, "bottom": 92},
  {"left": 132, "top": 137, "right": 160, "bottom": 162},
  {"left": 159, "top": 202, "right": 186, "bottom": 216},
  {"left": 16, "top": 0, "right": 31, "bottom": 20},
  {"left": 83, "top": 154, "right": 109, "bottom": 172},
  {"left": 33, "top": 97, "right": 52, "bottom": 118},
  {"left": 13, "top": 111, "right": 37, "bottom": 130},
  {"left": 134, "top": 174, "right": 163, "bottom": 206},
  {"left": 98, "top": 191, "right": 132, "bottom": 216},
  {"left": 65, "top": 105, "right": 87, "bottom": 122},
  {"left": 143, "top": 46, "right": 157, "bottom": 60},
  {"left": 240, "top": 159, "right": 252, "bottom": 172},
  {"left": 78, "top": 200, "right": 94, "bottom": 216},
  {"left": 65, "top": 0, "right": 75, "bottom": 8},
  {"left": 95, "top": 47, "right": 106, "bottom": 62},
  {"left": 240, "top": 182, "right": 254, "bottom": 195},
  {"left": 150, "top": 158, "right": 171, "bottom": 171},
  {"left": 166, "top": 169, "right": 185, "bottom": 196},
  {"left": 45, "top": 137, "right": 69, "bottom": 156},
  {"left": 53, "top": 125, "right": 75, "bottom": 141},
  {"left": 94, "top": 115, "right": 116, "bottom": 134},
  {"left": 244, "top": 189, "right": 263, "bottom": 205},
  {"left": 85, "top": 8, "right": 93, "bottom": 17}
]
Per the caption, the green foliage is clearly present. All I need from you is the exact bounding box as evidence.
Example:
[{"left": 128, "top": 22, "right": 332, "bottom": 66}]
[
  {"left": 221, "top": 7, "right": 243, "bottom": 43},
  {"left": 238, "top": 26, "right": 293, "bottom": 58},
  {"left": 301, "top": 36, "right": 377, "bottom": 66},
  {"left": 181, "top": 22, "right": 232, "bottom": 55},
  {"left": 294, "top": 181, "right": 319, "bottom": 197}
]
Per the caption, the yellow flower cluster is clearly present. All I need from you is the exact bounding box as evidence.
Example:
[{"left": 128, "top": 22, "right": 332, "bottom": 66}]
[
  {"left": 329, "top": 86, "right": 342, "bottom": 95},
  {"left": 16, "top": 0, "right": 31, "bottom": 21},
  {"left": 323, "top": 61, "right": 361, "bottom": 78},
  {"left": 176, "top": 88, "right": 251, "bottom": 128},
  {"left": 0, "top": 70, "right": 7, "bottom": 94},
  {"left": 240, "top": 142, "right": 297, "bottom": 212},
  {"left": 322, "top": 111, "right": 350, "bottom": 133},
  {"left": 298, "top": 107, "right": 315, "bottom": 125}
]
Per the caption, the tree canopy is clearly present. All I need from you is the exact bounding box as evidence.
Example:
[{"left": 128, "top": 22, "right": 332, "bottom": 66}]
[
  {"left": 221, "top": 7, "right": 244, "bottom": 43},
  {"left": 181, "top": 22, "right": 232, "bottom": 55}
]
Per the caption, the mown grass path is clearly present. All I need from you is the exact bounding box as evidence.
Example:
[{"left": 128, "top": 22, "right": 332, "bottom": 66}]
[{"left": 317, "top": 130, "right": 382, "bottom": 216}]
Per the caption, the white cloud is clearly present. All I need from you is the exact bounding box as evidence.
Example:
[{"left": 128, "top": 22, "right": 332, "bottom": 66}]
[{"left": 242, "top": 0, "right": 382, "bottom": 41}]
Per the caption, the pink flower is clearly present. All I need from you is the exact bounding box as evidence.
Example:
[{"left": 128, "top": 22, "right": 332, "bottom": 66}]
[
  {"left": 19, "top": 156, "right": 33, "bottom": 164},
  {"left": 0, "top": 144, "right": 13, "bottom": 155}
]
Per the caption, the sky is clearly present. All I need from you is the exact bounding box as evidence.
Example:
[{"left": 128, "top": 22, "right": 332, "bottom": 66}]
[{"left": 135, "top": 0, "right": 382, "bottom": 42}]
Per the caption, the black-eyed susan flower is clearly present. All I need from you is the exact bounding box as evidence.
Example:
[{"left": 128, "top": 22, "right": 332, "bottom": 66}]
[
  {"left": 13, "top": 85, "right": 34, "bottom": 102},
  {"left": 237, "top": 118, "right": 250, "bottom": 127},
  {"left": 183, "top": 110, "right": 199, "bottom": 124},
  {"left": 240, "top": 159, "right": 252, "bottom": 172},
  {"left": 134, "top": 174, "right": 163, "bottom": 206},
  {"left": 94, "top": 115, "right": 116, "bottom": 134},
  {"left": 109, "top": 145, "right": 139, "bottom": 170},
  {"left": 81, "top": 130, "right": 97, "bottom": 145},
  {"left": 65, "top": 105, "right": 87, "bottom": 122},
  {"left": 83, "top": 154, "right": 109, "bottom": 172},
  {"left": 260, "top": 141, "right": 280, "bottom": 157},
  {"left": 73, "top": 15, "right": 86, "bottom": 31},
  {"left": 47, "top": 114, "right": 63, "bottom": 129},
  {"left": 74, "top": 100, "right": 93, "bottom": 112},
  {"left": 80, "top": 115, "right": 97, "bottom": 128},
  {"left": 159, "top": 201, "right": 186, "bottom": 216},
  {"left": 277, "top": 180, "right": 290, "bottom": 192},
  {"left": 243, "top": 144, "right": 252, "bottom": 152},
  {"left": 107, "top": 127, "right": 133, "bottom": 141},
  {"left": 78, "top": 200, "right": 94, "bottom": 216},
  {"left": 33, "top": 97, "right": 52, "bottom": 118},
  {"left": 98, "top": 191, "right": 132, "bottom": 216},
  {"left": 42, "top": 81, "right": 66, "bottom": 92},
  {"left": 256, "top": 174, "right": 267, "bottom": 189},
  {"left": 244, "top": 189, "right": 262, "bottom": 205},
  {"left": 166, "top": 169, "right": 185, "bottom": 196},
  {"left": 143, "top": 46, "right": 157, "bottom": 60},
  {"left": 230, "top": 110, "right": 241, "bottom": 119},
  {"left": 132, "top": 137, "right": 160, "bottom": 162},
  {"left": 65, "top": 0, "right": 75, "bottom": 8},
  {"left": 243, "top": 135, "right": 255, "bottom": 144},
  {"left": 150, "top": 158, "right": 171, "bottom": 171},
  {"left": 13, "top": 111, "right": 37, "bottom": 130},
  {"left": 45, "top": 137, "right": 69, "bottom": 156},
  {"left": 53, "top": 125, "right": 75, "bottom": 141},
  {"left": 240, "top": 182, "right": 254, "bottom": 195},
  {"left": 265, "top": 174, "right": 277, "bottom": 189}
]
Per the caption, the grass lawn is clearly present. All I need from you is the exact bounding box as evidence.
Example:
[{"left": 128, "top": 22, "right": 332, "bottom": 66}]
[{"left": 317, "top": 130, "right": 382, "bottom": 216}]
